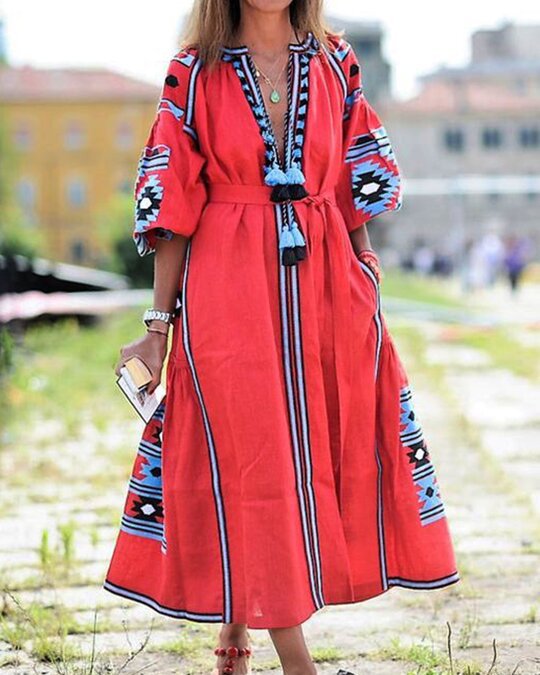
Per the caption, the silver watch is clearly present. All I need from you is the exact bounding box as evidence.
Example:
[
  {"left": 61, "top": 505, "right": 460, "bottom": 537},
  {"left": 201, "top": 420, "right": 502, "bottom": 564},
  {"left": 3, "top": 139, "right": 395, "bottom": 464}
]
[{"left": 143, "top": 308, "right": 173, "bottom": 327}]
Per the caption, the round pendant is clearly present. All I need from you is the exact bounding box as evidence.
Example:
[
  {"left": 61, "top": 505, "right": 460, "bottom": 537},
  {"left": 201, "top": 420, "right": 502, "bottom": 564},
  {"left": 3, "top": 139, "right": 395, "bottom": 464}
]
[{"left": 270, "top": 89, "right": 281, "bottom": 104}]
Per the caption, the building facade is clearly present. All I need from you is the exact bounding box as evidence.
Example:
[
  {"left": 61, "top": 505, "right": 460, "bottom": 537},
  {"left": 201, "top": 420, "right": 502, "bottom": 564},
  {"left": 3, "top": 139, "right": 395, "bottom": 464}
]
[
  {"left": 380, "top": 22, "right": 540, "bottom": 258},
  {"left": 326, "top": 15, "right": 392, "bottom": 104},
  {"left": 0, "top": 65, "right": 159, "bottom": 265}
]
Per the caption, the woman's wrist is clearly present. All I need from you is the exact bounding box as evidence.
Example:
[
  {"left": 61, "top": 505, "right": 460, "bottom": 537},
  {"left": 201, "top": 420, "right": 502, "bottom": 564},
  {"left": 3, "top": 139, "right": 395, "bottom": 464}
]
[
  {"left": 146, "top": 327, "right": 169, "bottom": 337},
  {"left": 146, "top": 319, "right": 170, "bottom": 337},
  {"left": 356, "top": 248, "right": 382, "bottom": 282}
]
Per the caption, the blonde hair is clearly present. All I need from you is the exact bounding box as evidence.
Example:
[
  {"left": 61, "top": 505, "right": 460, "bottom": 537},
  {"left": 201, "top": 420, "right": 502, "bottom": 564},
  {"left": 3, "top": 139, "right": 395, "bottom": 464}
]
[{"left": 180, "top": 0, "right": 342, "bottom": 69}]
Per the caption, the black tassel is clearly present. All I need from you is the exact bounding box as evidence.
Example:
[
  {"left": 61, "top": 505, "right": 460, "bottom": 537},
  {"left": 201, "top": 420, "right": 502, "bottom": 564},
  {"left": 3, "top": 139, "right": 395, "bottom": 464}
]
[
  {"left": 281, "top": 247, "right": 298, "bottom": 266},
  {"left": 294, "top": 245, "right": 307, "bottom": 261},
  {"left": 288, "top": 184, "right": 309, "bottom": 200},
  {"left": 271, "top": 184, "right": 292, "bottom": 202}
]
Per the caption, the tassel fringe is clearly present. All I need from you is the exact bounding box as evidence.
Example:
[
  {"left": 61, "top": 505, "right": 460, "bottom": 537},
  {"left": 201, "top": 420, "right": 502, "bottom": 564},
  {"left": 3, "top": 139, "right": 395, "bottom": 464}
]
[
  {"left": 279, "top": 218, "right": 307, "bottom": 266},
  {"left": 285, "top": 165, "right": 305, "bottom": 184},
  {"left": 265, "top": 166, "right": 288, "bottom": 187}
]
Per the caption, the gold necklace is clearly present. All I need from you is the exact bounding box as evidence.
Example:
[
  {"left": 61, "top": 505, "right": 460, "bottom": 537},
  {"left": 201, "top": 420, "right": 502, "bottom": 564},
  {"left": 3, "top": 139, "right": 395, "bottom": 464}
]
[{"left": 251, "top": 54, "right": 289, "bottom": 104}]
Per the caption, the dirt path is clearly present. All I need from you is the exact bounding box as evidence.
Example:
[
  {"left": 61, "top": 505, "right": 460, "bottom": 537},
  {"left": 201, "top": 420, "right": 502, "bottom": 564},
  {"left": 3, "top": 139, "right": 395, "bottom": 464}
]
[{"left": 1, "top": 312, "right": 539, "bottom": 675}]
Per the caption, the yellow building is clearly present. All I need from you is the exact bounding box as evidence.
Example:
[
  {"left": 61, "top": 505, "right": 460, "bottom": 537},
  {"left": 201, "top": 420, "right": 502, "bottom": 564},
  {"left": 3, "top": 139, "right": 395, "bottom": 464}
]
[{"left": 0, "top": 64, "right": 160, "bottom": 265}]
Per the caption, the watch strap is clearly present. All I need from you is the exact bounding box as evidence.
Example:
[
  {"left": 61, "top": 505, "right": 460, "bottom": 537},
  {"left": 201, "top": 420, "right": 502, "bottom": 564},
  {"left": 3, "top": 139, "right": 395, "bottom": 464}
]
[{"left": 143, "top": 308, "right": 173, "bottom": 327}]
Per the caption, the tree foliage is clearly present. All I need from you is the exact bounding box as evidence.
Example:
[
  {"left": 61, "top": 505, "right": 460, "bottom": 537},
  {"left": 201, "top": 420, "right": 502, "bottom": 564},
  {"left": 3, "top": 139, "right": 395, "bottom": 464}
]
[{"left": 95, "top": 191, "right": 153, "bottom": 287}]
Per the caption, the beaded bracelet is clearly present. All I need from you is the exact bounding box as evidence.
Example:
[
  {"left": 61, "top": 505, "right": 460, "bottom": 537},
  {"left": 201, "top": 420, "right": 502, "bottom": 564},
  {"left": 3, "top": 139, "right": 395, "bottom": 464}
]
[{"left": 146, "top": 326, "right": 169, "bottom": 337}]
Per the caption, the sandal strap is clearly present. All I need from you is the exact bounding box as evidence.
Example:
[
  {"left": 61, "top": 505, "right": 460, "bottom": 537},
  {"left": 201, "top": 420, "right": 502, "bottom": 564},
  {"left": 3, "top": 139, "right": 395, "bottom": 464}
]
[{"left": 214, "top": 645, "right": 252, "bottom": 657}]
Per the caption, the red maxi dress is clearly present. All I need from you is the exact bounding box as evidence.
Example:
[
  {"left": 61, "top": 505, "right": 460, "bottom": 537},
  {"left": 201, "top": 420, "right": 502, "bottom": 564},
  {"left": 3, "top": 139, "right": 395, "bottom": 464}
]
[{"left": 104, "top": 31, "right": 459, "bottom": 629}]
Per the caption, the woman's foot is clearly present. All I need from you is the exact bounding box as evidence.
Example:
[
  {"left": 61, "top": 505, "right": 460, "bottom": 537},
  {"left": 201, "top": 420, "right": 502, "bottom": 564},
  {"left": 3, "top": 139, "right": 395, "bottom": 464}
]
[{"left": 213, "top": 623, "right": 252, "bottom": 675}]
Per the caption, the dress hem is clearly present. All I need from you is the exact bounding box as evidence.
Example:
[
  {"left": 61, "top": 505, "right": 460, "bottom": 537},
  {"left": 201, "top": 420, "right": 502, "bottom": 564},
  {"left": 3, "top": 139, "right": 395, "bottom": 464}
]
[{"left": 102, "top": 571, "right": 460, "bottom": 629}]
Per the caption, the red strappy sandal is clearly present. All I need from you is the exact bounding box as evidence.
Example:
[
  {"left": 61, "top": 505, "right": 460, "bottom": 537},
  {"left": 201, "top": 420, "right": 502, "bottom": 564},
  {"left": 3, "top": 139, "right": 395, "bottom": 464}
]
[{"left": 213, "top": 645, "right": 252, "bottom": 674}]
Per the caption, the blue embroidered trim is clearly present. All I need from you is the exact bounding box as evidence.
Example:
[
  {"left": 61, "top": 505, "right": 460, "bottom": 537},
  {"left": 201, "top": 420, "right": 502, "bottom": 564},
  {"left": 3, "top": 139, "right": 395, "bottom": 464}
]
[
  {"left": 399, "top": 386, "right": 447, "bottom": 526},
  {"left": 119, "top": 401, "right": 167, "bottom": 551}
]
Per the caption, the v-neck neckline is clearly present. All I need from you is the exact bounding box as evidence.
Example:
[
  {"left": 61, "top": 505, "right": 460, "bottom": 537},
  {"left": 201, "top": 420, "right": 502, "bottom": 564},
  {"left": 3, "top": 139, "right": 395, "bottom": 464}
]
[
  {"left": 245, "top": 49, "right": 292, "bottom": 170},
  {"left": 222, "top": 31, "right": 317, "bottom": 170},
  {"left": 222, "top": 31, "right": 316, "bottom": 186}
]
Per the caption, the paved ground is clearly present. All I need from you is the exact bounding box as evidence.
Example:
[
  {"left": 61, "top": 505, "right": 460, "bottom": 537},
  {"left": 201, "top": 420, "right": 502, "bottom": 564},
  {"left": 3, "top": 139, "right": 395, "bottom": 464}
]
[{"left": 1, "top": 282, "right": 539, "bottom": 675}]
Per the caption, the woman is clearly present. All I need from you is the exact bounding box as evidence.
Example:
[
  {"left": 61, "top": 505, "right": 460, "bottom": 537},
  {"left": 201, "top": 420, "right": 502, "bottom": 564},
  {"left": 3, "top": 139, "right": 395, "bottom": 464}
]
[{"left": 106, "top": 1, "right": 459, "bottom": 673}]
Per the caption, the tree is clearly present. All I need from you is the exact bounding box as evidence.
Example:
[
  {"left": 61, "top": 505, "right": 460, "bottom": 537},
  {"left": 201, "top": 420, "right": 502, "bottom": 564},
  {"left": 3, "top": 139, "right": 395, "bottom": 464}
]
[{"left": 95, "top": 191, "right": 154, "bottom": 287}]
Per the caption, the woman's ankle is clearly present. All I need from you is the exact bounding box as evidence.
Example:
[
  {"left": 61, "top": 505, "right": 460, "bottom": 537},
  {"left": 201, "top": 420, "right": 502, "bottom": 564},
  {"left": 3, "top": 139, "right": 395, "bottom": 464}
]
[{"left": 219, "top": 623, "right": 249, "bottom": 644}]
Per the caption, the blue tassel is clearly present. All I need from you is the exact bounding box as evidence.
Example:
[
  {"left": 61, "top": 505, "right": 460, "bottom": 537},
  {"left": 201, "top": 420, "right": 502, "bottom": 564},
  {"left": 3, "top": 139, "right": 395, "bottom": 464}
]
[
  {"left": 265, "top": 166, "right": 288, "bottom": 186},
  {"left": 279, "top": 228, "right": 296, "bottom": 249},
  {"left": 285, "top": 164, "right": 305, "bottom": 185},
  {"left": 290, "top": 225, "right": 305, "bottom": 247}
]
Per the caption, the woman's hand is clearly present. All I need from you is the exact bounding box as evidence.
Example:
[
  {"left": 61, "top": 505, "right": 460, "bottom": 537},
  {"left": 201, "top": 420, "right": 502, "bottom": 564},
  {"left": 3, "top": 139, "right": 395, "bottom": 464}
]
[{"left": 115, "top": 330, "right": 169, "bottom": 394}]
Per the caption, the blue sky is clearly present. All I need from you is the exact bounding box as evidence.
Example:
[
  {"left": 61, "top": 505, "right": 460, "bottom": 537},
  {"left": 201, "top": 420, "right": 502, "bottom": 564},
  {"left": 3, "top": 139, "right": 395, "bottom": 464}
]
[{"left": 1, "top": 0, "right": 539, "bottom": 99}]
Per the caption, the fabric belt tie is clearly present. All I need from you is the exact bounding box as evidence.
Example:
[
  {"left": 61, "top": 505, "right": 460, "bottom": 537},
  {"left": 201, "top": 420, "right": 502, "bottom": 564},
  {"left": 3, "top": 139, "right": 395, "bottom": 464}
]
[
  {"left": 208, "top": 183, "right": 336, "bottom": 206},
  {"left": 208, "top": 184, "right": 336, "bottom": 266}
]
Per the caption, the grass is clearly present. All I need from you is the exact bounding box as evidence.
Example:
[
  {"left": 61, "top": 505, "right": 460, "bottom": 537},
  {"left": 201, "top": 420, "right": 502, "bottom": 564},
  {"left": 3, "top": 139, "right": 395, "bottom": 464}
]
[
  {"left": 368, "top": 626, "right": 494, "bottom": 675},
  {"left": 35, "top": 521, "right": 81, "bottom": 586},
  {"left": 370, "top": 636, "right": 448, "bottom": 669},
  {"left": 151, "top": 632, "right": 213, "bottom": 657},
  {"left": 311, "top": 645, "right": 347, "bottom": 662},
  {"left": 4, "top": 308, "right": 149, "bottom": 437},
  {"left": 446, "top": 325, "right": 540, "bottom": 382},
  {"left": 381, "top": 270, "right": 464, "bottom": 308},
  {"left": 521, "top": 605, "right": 537, "bottom": 624},
  {"left": 1, "top": 591, "right": 155, "bottom": 674},
  {"left": 0, "top": 594, "right": 84, "bottom": 662}
]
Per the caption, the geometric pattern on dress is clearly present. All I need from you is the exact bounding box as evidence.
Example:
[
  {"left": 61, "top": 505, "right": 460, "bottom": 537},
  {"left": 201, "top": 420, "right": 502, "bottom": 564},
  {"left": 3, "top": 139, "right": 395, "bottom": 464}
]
[
  {"left": 350, "top": 157, "right": 401, "bottom": 219},
  {"left": 333, "top": 38, "right": 352, "bottom": 62},
  {"left": 346, "top": 126, "right": 396, "bottom": 164},
  {"left": 157, "top": 97, "right": 185, "bottom": 121},
  {"left": 173, "top": 51, "right": 195, "bottom": 68},
  {"left": 289, "top": 51, "right": 311, "bottom": 172},
  {"left": 134, "top": 174, "right": 164, "bottom": 231},
  {"left": 344, "top": 87, "right": 363, "bottom": 121},
  {"left": 120, "top": 400, "right": 167, "bottom": 551},
  {"left": 133, "top": 146, "right": 172, "bottom": 251},
  {"left": 137, "top": 144, "right": 171, "bottom": 178},
  {"left": 399, "top": 386, "right": 446, "bottom": 526}
]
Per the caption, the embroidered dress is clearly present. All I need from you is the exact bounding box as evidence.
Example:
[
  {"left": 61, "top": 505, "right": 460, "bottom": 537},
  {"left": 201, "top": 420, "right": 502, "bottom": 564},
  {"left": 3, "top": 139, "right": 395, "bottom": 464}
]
[{"left": 104, "top": 32, "right": 459, "bottom": 629}]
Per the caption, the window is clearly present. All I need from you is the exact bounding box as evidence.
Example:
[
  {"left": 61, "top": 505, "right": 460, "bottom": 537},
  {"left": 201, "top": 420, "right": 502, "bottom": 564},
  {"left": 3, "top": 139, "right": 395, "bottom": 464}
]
[
  {"left": 16, "top": 178, "right": 36, "bottom": 209},
  {"left": 116, "top": 121, "right": 134, "bottom": 150},
  {"left": 444, "top": 129, "right": 464, "bottom": 152},
  {"left": 64, "top": 121, "right": 86, "bottom": 150},
  {"left": 13, "top": 123, "right": 32, "bottom": 151},
  {"left": 66, "top": 177, "right": 87, "bottom": 207},
  {"left": 482, "top": 127, "right": 502, "bottom": 149},
  {"left": 70, "top": 240, "right": 86, "bottom": 263},
  {"left": 519, "top": 128, "right": 540, "bottom": 148}
]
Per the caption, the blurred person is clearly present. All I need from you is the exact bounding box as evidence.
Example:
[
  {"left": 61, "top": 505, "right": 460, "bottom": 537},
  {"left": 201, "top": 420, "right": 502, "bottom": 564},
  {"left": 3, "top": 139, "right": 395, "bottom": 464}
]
[
  {"left": 432, "top": 250, "right": 453, "bottom": 277},
  {"left": 106, "top": 1, "right": 459, "bottom": 673},
  {"left": 460, "top": 237, "right": 474, "bottom": 293},
  {"left": 461, "top": 236, "right": 491, "bottom": 293},
  {"left": 479, "top": 231, "right": 505, "bottom": 287},
  {"left": 503, "top": 234, "right": 532, "bottom": 294},
  {"left": 412, "top": 240, "right": 435, "bottom": 276}
]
